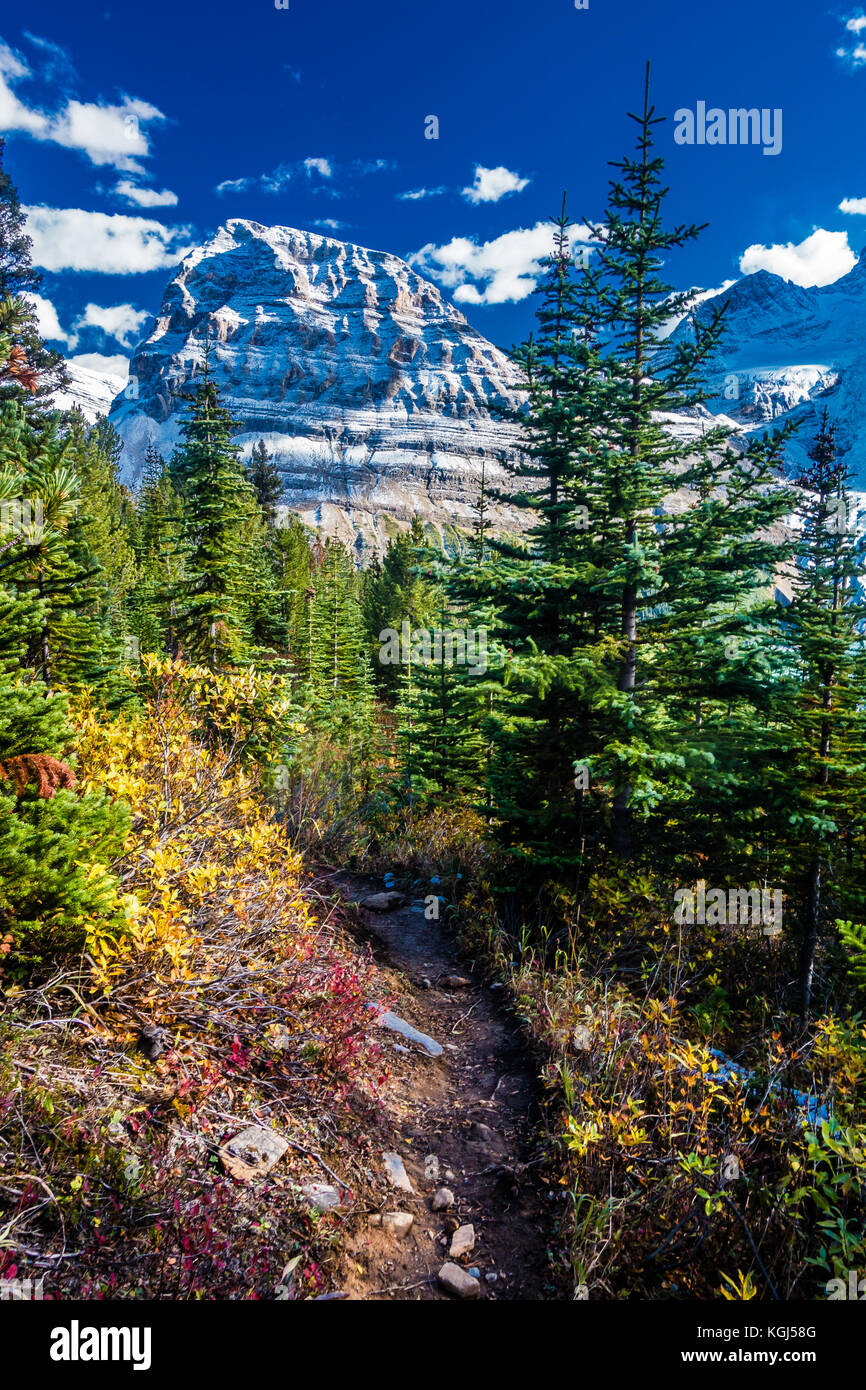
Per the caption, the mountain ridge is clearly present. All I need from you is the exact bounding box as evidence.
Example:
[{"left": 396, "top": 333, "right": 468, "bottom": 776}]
[{"left": 107, "top": 218, "right": 529, "bottom": 556}]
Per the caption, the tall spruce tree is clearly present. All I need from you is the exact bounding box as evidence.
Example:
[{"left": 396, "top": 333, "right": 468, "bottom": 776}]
[
  {"left": 169, "top": 358, "right": 257, "bottom": 668},
  {"left": 774, "top": 412, "right": 866, "bottom": 1015},
  {"left": 244, "top": 438, "right": 282, "bottom": 520}
]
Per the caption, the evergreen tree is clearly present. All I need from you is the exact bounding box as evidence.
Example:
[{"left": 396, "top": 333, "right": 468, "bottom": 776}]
[
  {"left": 0, "top": 139, "right": 67, "bottom": 411},
  {"left": 363, "top": 516, "right": 437, "bottom": 699},
  {"left": 775, "top": 412, "right": 866, "bottom": 1015},
  {"left": 168, "top": 362, "right": 257, "bottom": 668},
  {"left": 245, "top": 438, "right": 282, "bottom": 519},
  {"left": 0, "top": 402, "right": 119, "bottom": 695}
]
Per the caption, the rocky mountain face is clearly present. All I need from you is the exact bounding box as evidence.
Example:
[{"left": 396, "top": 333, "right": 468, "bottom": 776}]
[
  {"left": 668, "top": 251, "right": 866, "bottom": 483},
  {"left": 107, "top": 219, "right": 527, "bottom": 556}
]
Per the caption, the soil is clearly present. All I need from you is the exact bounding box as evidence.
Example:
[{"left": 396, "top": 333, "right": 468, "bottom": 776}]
[{"left": 316, "top": 870, "right": 565, "bottom": 1301}]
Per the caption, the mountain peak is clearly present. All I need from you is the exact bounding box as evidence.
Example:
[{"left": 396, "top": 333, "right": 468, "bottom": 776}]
[{"left": 108, "top": 221, "right": 525, "bottom": 556}]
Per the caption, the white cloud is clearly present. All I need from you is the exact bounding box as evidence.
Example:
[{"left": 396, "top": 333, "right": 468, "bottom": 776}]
[
  {"left": 216, "top": 155, "right": 388, "bottom": 197},
  {"left": 74, "top": 302, "right": 150, "bottom": 347},
  {"left": 739, "top": 228, "right": 856, "bottom": 287},
  {"left": 410, "top": 221, "right": 595, "bottom": 306},
  {"left": 312, "top": 218, "right": 348, "bottom": 231},
  {"left": 215, "top": 176, "right": 251, "bottom": 195},
  {"left": 68, "top": 352, "right": 129, "bottom": 381},
  {"left": 114, "top": 179, "right": 178, "bottom": 208},
  {"left": 24, "top": 291, "right": 77, "bottom": 347},
  {"left": 24, "top": 206, "right": 193, "bottom": 274},
  {"left": 24, "top": 291, "right": 150, "bottom": 350},
  {"left": 461, "top": 165, "right": 529, "bottom": 205},
  {"left": 839, "top": 196, "right": 866, "bottom": 214},
  {"left": 837, "top": 13, "right": 866, "bottom": 65},
  {"left": 398, "top": 186, "right": 446, "bottom": 201},
  {"left": 0, "top": 41, "right": 166, "bottom": 174},
  {"left": 351, "top": 158, "right": 392, "bottom": 176},
  {"left": 21, "top": 31, "right": 76, "bottom": 85}
]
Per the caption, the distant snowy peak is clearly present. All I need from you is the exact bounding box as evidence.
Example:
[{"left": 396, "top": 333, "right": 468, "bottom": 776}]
[
  {"left": 669, "top": 250, "right": 866, "bottom": 479},
  {"left": 108, "top": 218, "right": 526, "bottom": 555},
  {"left": 51, "top": 358, "right": 129, "bottom": 424}
]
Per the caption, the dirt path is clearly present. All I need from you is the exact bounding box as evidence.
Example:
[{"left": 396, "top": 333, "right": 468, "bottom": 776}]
[{"left": 319, "top": 870, "right": 562, "bottom": 1301}]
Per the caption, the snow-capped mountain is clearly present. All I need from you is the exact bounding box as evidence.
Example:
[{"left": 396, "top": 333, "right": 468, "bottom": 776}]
[
  {"left": 54, "top": 358, "right": 129, "bottom": 424},
  {"left": 668, "top": 251, "right": 866, "bottom": 480},
  {"left": 108, "top": 219, "right": 526, "bottom": 555}
]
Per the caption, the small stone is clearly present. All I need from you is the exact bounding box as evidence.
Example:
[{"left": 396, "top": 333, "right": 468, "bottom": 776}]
[
  {"left": 382, "top": 1211, "right": 414, "bottom": 1238},
  {"left": 469, "top": 1266, "right": 481, "bottom": 1278},
  {"left": 393, "top": 1043, "right": 410, "bottom": 1055},
  {"left": 432, "top": 1186, "right": 454, "bottom": 1211},
  {"left": 572, "top": 1024, "right": 592, "bottom": 1051},
  {"left": 360, "top": 891, "right": 406, "bottom": 911},
  {"left": 219, "top": 1125, "right": 288, "bottom": 1181},
  {"left": 369, "top": 1005, "right": 443, "bottom": 1058},
  {"left": 468, "top": 1121, "right": 508, "bottom": 1156},
  {"left": 382, "top": 1152, "right": 415, "bottom": 1194},
  {"left": 438, "top": 1263, "right": 480, "bottom": 1299},
  {"left": 138, "top": 1022, "right": 168, "bottom": 1061},
  {"left": 449, "top": 1223, "right": 475, "bottom": 1258},
  {"left": 298, "top": 1182, "right": 342, "bottom": 1212},
  {"left": 469, "top": 1122, "right": 496, "bottom": 1143},
  {"left": 424, "top": 1154, "right": 440, "bottom": 1182},
  {"left": 485, "top": 1272, "right": 498, "bottom": 1283},
  {"left": 444, "top": 1169, "right": 455, "bottom": 1181},
  {"left": 441, "top": 975, "right": 471, "bottom": 990}
]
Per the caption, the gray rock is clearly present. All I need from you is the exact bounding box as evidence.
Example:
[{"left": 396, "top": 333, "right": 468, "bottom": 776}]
[
  {"left": 298, "top": 1182, "right": 342, "bottom": 1212},
  {"left": 360, "top": 891, "right": 406, "bottom": 911},
  {"left": 382, "top": 1211, "right": 414, "bottom": 1238},
  {"left": 438, "top": 1263, "right": 481, "bottom": 1299},
  {"left": 424, "top": 1154, "right": 441, "bottom": 1182},
  {"left": 431, "top": 1187, "right": 454, "bottom": 1211},
  {"left": 369, "top": 1004, "right": 443, "bottom": 1057},
  {"left": 219, "top": 1125, "right": 288, "bottom": 1181},
  {"left": 382, "top": 1152, "right": 415, "bottom": 1194},
  {"left": 468, "top": 1121, "right": 508, "bottom": 1155},
  {"left": 449, "top": 1223, "right": 475, "bottom": 1258}
]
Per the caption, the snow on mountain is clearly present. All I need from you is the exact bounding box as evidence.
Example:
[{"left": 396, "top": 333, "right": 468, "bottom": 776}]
[
  {"left": 108, "top": 219, "right": 527, "bottom": 555},
  {"left": 54, "top": 357, "right": 129, "bottom": 423},
  {"left": 668, "top": 252, "right": 866, "bottom": 479}
]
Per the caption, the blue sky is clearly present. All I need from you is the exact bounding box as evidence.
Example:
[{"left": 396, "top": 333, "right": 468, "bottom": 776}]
[{"left": 3, "top": 0, "right": 866, "bottom": 374}]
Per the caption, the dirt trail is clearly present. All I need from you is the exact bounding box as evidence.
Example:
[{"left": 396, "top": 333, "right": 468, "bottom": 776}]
[{"left": 321, "top": 870, "right": 561, "bottom": 1301}]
